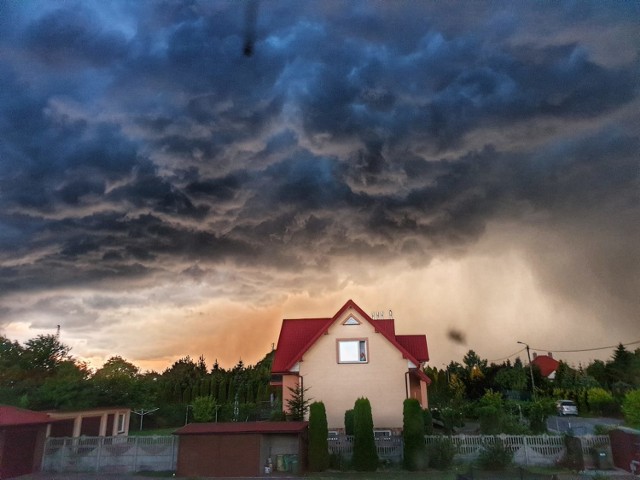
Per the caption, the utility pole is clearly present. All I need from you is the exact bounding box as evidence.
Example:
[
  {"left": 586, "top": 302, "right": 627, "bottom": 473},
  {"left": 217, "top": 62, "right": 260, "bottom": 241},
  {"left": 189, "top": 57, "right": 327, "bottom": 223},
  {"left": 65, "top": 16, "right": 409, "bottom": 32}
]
[{"left": 518, "top": 341, "right": 536, "bottom": 399}]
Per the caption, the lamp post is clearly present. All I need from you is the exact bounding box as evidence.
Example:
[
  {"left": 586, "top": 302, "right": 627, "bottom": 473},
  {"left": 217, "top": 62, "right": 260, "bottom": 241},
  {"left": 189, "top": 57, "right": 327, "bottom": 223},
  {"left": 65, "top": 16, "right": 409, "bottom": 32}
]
[{"left": 518, "top": 341, "right": 536, "bottom": 399}]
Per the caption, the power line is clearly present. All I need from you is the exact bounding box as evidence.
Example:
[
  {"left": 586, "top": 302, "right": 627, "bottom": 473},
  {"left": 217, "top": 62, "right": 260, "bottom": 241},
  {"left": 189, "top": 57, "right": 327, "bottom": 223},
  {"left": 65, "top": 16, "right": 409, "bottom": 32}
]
[
  {"left": 530, "top": 339, "right": 640, "bottom": 354},
  {"left": 489, "top": 347, "right": 526, "bottom": 363}
]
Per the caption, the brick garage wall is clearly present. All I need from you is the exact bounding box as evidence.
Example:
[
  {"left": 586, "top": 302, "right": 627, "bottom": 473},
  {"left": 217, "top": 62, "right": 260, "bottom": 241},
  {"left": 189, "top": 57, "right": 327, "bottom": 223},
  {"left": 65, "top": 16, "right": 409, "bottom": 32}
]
[{"left": 177, "top": 433, "right": 261, "bottom": 477}]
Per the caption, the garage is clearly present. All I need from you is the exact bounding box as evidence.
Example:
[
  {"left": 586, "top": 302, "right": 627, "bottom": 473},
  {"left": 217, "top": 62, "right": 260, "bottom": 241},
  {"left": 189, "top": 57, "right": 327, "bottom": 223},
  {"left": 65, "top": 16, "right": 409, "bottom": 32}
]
[
  {"left": 0, "top": 406, "right": 53, "bottom": 479},
  {"left": 174, "top": 421, "right": 308, "bottom": 477}
]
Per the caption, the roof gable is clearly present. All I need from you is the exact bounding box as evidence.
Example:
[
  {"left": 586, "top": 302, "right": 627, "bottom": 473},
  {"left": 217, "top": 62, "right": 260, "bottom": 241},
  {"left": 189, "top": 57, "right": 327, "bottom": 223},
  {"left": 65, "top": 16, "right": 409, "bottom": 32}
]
[
  {"left": 531, "top": 355, "right": 560, "bottom": 377},
  {"left": 271, "top": 300, "right": 430, "bottom": 377}
]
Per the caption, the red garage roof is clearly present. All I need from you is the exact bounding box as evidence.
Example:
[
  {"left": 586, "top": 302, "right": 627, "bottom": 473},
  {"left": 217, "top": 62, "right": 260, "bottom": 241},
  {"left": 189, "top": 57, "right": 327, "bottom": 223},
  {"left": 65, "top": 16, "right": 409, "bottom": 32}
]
[
  {"left": 0, "top": 405, "right": 53, "bottom": 427},
  {"left": 271, "top": 300, "right": 430, "bottom": 383},
  {"left": 175, "top": 421, "right": 308, "bottom": 435}
]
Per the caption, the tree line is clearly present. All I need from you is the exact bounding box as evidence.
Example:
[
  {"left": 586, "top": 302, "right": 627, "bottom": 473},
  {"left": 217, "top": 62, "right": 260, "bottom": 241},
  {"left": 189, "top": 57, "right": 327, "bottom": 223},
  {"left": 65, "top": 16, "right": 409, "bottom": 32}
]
[
  {"left": 0, "top": 334, "right": 280, "bottom": 428},
  {"left": 1, "top": 333, "right": 639, "bottom": 431}
]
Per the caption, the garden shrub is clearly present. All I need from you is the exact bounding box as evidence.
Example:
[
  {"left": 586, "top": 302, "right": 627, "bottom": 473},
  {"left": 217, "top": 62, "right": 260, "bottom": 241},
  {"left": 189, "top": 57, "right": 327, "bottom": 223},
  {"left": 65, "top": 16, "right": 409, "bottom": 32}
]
[
  {"left": 352, "top": 397, "right": 378, "bottom": 471},
  {"left": 622, "top": 389, "right": 640, "bottom": 428},
  {"left": 476, "top": 437, "right": 513, "bottom": 471},
  {"left": 423, "top": 408, "right": 434, "bottom": 435},
  {"left": 427, "top": 437, "right": 457, "bottom": 469},
  {"left": 308, "top": 401, "right": 330, "bottom": 471},
  {"left": 403, "top": 398, "right": 427, "bottom": 470},
  {"left": 478, "top": 405, "right": 502, "bottom": 434},
  {"left": 344, "top": 409, "right": 354, "bottom": 435},
  {"left": 588, "top": 388, "right": 616, "bottom": 416}
]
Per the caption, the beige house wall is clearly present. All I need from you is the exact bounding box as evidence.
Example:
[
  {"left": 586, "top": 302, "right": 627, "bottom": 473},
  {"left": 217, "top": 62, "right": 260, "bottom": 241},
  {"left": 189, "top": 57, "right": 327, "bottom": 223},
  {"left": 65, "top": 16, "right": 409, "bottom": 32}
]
[{"left": 297, "top": 307, "right": 412, "bottom": 430}]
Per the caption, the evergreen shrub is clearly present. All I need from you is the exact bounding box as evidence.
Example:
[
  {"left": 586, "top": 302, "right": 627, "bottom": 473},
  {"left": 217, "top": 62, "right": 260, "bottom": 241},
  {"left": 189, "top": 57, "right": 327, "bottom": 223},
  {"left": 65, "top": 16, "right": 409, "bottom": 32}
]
[
  {"left": 402, "top": 398, "right": 427, "bottom": 470},
  {"left": 352, "top": 397, "right": 378, "bottom": 471},
  {"left": 308, "top": 401, "right": 330, "bottom": 471}
]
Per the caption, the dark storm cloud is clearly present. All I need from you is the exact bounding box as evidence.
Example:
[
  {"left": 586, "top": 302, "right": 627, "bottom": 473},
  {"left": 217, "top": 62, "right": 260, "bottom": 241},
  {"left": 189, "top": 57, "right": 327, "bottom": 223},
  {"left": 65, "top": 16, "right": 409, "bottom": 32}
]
[{"left": 0, "top": 1, "right": 638, "bottom": 338}]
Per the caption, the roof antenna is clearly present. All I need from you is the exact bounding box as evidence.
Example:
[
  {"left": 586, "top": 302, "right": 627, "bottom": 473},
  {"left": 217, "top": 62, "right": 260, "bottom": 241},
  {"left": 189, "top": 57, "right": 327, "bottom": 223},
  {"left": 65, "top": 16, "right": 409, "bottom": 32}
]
[
  {"left": 56, "top": 325, "right": 60, "bottom": 338},
  {"left": 243, "top": 0, "right": 258, "bottom": 57}
]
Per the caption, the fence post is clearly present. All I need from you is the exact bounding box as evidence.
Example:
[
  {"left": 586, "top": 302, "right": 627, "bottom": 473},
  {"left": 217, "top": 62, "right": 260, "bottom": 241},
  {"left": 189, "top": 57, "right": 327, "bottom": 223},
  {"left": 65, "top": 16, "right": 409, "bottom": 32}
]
[
  {"left": 523, "top": 435, "right": 529, "bottom": 466},
  {"left": 95, "top": 437, "right": 102, "bottom": 472},
  {"left": 133, "top": 436, "right": 139, "bottom": 472}
]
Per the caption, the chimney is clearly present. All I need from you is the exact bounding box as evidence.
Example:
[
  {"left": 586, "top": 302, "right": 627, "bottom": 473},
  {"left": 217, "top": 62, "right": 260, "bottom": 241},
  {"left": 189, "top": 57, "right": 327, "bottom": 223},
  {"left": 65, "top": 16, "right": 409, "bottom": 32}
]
[
  {"left": 532, "top": 352, "right": 537, "bottom": 359},
  {"left": 548, "top": 352, "right": 553, "bottom": 358}
]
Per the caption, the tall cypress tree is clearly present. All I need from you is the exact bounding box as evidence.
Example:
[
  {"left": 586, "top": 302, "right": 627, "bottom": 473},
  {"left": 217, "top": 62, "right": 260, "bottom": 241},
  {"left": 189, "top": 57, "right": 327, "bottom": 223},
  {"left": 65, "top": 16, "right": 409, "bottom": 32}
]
[
  {"left": 308, "top": 401, "right": 330, "bottom": 471},
  {"left": 352, "top": 397, "right": 378, "bottom": 471},
  {"left": 403, "top": 398, "right": 427, "bottom": 470}
]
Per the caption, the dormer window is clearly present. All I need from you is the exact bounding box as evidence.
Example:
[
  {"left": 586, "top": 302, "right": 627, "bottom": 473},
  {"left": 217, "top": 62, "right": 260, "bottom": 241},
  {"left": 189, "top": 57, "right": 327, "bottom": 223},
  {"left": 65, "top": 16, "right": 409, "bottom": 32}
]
[{"left": 337, "top": 339, "right": 368, "bottom": 363}]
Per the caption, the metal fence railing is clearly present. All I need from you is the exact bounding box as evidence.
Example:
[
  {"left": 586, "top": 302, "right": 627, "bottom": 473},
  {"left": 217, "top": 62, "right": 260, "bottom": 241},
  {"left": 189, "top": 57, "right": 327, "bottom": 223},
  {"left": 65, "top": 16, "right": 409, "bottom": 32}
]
[{"left": 43, "top": 435, "right": 177, "bottom": 473}]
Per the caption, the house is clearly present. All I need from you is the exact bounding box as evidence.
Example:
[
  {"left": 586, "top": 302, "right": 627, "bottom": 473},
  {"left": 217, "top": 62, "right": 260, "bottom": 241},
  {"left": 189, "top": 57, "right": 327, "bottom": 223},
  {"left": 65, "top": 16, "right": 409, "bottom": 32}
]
[
  {"left": 174, "top": 421, "right": 308, "bottom": 477},
  {"left": 0, "top": 405, "right": 54, "bottom": 478},
  {"left": 46, "top": 407, "right": 131, "bottom": 437},
  {"left": 270, "top": 299, "right": 430, "bottom": 431},
  {"left": 531, "top": 352, "right": 560, "bottom": 379}
]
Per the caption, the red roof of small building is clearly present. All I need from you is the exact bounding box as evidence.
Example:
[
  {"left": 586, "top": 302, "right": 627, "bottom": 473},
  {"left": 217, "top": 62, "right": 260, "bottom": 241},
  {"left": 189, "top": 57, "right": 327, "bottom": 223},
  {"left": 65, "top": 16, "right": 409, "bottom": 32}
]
[
  {"left": 531, "top": 354, "right": 560, "bottom": 377},
  {"left": 271, "top": 300, "right": 430, "bottom": 384},
  {"left": 0, "top": 405, "right": 53, "bottom": 427},
  {"left": 174, "top": 421, "right": 308, "bottom": 435}
]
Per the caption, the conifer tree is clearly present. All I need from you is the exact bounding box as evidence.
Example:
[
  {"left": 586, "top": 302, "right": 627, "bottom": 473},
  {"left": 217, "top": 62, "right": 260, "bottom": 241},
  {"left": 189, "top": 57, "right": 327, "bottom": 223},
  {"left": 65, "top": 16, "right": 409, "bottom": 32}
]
[
  {"left": 308, "top": 401, "right": 330, "bottom": 471},
  {"left": 403, "top": 398, "right": 427, "bottom": 470},
  {"left": 352, "top": 397, "right": 378, "bottom": 471}
]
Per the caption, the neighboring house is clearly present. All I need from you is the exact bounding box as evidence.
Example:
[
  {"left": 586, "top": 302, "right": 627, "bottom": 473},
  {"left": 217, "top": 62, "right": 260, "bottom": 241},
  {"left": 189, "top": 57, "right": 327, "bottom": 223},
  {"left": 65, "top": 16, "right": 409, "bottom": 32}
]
[
  {"left": 531, "top": 353, "right": 560, "bottom": 380},
  {"left": 271, "top": 299, "right": 430, "bottom": 431},
  {"left": 46, "top": 407, "right": 131, "bottom": 437},
  {"left": 0, "top": 405, "right": 54, "bottom": 478}
]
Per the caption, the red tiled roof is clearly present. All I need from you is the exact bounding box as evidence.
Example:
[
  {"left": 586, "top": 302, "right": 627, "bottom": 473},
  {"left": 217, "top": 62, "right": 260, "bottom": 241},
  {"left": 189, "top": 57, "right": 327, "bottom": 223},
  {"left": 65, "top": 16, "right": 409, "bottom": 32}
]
[
  {"left": 271, "top": 300, "right": 430, "bottom": 385},
  {"left": 174, "top": 421, "right": 308, "bottom": 435},
  {"left": 271, "top": 317, "right": 334, "bottom": 373},
  {"left": 0, "top": 405, "right": 53, "bottom": 427},
  {"left": 373, "top": 319, "right": 395, "bottom": 337},
  {"left": 396, "top": 335, "right": 429, "bottom": 363},
  {"left": 531, "top": 355, "right": 560, "bottom": 377}
]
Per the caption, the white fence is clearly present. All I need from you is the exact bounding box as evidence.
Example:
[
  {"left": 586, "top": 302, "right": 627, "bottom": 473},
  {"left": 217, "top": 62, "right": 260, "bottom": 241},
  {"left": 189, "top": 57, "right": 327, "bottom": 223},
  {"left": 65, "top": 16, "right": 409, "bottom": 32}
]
[
  {"left": 43, "top": 436, "right": 177, "bottom": 473},
  {"left": 43, "top": 433, "right": 611, "bottom": 473},
  {"left": 328, "top": 434, "right": 611, "bottom": 467}
]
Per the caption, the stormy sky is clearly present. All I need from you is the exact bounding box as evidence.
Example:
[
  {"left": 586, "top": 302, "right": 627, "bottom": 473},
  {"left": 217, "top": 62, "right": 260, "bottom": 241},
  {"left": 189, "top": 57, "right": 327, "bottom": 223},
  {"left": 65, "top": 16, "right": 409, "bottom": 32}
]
[{"left": 0, "top": 1, "right": 638, "bottom": 372}]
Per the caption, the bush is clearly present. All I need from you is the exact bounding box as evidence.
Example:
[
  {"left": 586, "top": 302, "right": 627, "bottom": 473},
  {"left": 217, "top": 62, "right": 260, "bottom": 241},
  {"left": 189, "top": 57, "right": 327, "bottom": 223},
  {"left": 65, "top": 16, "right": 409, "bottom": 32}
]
[
  {"left": 440, "top": 406, "right": 464, "bottom": 434},
  {"left": 427, "top": 437, "right": 457, "bottom": 470},
  {"left": 476, "top": 437, "right": 513, "bottom": 471},
  {"left": 588, "top": 388, "right": 616, "bottom": 416},
  {"left": 191, "top": 396, "right": 216, "bottom": 422},
  {"left": 352, "top": 397, "right": 378, "bottom": 471},
  {"left": 423, "top": 408, "right": 434, "bottom": 435},
  {"left": 344, "top": 409, "right": 354, "bottom": 435},
  {"left": 308, "top": 401, "right": 330, "bottom": 471},
  {"left": 527, "top": 399, "right": 553, "bottom": 433},
  {"left": 478, "top": 405, "right": 502, "bottom": 434},
  {"left": 403, "top": 398, "right": 427, "bottom": 470},
  {"left": 622, "top": 389, "right": 640, "bottom": 428}
]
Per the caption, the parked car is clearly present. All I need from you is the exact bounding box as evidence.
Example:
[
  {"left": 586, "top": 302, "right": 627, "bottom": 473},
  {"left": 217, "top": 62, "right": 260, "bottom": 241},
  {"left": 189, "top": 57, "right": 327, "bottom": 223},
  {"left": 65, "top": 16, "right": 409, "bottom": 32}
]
[{"left": 556, "top": 399, "right": 578, "bottom": 416}]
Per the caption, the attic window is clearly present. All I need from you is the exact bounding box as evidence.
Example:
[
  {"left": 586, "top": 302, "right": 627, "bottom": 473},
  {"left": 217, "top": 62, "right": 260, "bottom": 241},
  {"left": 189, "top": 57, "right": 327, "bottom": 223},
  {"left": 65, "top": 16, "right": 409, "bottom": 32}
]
[
  {"left": 337, "top": 339, "right": 368, "bottom": 363},
  {"left": 343, "top": 316, "right": 360, "bottom": 325}
]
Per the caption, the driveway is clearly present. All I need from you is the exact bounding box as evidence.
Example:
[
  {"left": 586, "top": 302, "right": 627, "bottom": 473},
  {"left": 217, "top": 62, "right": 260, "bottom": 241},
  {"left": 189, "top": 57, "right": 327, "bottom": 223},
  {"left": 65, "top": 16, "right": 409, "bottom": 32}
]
[{"left": 547, "top": 415, "right": 623, "bottom": 435}]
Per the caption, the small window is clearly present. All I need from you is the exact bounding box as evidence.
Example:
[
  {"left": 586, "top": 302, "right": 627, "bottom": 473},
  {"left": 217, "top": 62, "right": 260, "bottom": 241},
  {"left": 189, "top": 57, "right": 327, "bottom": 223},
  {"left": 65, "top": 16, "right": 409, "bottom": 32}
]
[
  {"left": 116, "top": 413, "right": 126, "bottom": 434},
  {"left": 343, "top": 316, "right": 360, "bottom": 325},
  {"left": 374, "top": 429, "right": 392, "bottom": 437},
  {"left": 338, "top": 339, "right": 367, "bottom": 363}
]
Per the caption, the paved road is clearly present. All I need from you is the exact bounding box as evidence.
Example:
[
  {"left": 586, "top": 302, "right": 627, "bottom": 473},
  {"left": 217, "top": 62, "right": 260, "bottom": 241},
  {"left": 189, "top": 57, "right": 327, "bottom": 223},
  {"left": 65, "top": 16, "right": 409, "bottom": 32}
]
[{"left": 547, "top": 415, "right": 623, "bottom": 435}]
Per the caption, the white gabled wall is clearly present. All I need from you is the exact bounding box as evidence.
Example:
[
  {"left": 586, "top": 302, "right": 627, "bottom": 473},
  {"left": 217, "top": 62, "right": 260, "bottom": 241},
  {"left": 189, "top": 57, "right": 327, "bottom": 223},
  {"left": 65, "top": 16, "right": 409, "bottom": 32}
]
[{"left": 297, "top": 308, "right": 409, "bottom": 430}]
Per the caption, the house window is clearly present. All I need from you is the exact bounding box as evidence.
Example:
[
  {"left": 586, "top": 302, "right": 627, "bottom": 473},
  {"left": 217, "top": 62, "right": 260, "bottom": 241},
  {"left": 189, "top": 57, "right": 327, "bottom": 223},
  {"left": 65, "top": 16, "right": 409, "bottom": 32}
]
[
  {"left": 116, "top": 413, "right": 126, "bottom": 434},
  {"left": 338, "top": 339, "right": 368, "bottom": 363}
]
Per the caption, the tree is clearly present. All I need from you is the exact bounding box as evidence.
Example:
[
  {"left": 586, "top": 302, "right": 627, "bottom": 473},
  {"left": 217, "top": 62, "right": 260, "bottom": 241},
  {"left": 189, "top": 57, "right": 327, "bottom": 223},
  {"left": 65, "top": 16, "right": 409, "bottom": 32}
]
[
  {"left": 403, "top": 398, "right": 427, "bottom": 471},
  {"left": 92, "top": 356, "right": 141, "bottom": 407},
  {"left": 622, "top": 389, "right": 640, "bottom": 428},
  {"left": 308, "top": 402, "right": 330, "bottom": 471},
  {"left": 344, "top": 409, "right": 355, "bottom": 435},
  {"left": 192, "top": 396, "right": 217, "bottom": 422},
  {"left": 352, "top": 397, "right": 378, "bottom": 471},
  {"left": 22, "top": 334, "right": 71, "bottom": 376},
  {"left": 285, "top": 383, "right": 311, "bottom": 421}
]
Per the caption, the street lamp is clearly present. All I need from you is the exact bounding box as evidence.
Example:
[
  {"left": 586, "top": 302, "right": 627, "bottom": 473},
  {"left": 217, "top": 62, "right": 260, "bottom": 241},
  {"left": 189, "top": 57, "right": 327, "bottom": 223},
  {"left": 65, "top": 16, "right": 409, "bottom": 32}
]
[{"left": 517, "top": 341, "right": 536, "bottom": 399}]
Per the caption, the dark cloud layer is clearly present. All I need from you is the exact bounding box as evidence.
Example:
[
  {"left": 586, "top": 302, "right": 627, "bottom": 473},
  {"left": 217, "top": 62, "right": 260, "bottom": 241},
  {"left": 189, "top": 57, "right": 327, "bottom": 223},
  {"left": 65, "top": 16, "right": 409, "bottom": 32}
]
[{"left": 0, "top": 1, "right": 638, "bottom": 366}]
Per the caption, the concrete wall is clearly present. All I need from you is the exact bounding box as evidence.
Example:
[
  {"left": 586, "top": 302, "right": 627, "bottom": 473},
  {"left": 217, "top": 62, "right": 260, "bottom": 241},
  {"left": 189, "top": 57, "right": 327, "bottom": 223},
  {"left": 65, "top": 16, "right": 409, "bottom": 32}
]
[{"left": 298, "top": 307, "right": 412, "bottom": 430}]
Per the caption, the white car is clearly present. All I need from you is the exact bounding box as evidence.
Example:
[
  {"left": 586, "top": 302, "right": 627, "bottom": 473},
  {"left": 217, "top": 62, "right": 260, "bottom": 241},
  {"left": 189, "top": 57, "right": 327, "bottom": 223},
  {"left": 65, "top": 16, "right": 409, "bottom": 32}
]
[{"left": 556, "top": 399, "right": 578, "bottom": 416}]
